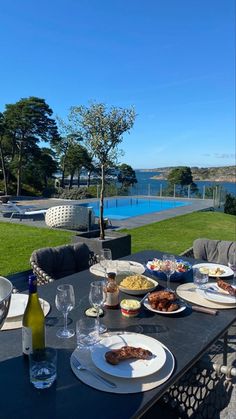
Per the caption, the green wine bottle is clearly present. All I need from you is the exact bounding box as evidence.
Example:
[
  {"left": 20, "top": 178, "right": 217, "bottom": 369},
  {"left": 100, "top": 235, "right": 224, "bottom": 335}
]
[{"left": 22, "top": 274, "right": 45, "bottom": 355}]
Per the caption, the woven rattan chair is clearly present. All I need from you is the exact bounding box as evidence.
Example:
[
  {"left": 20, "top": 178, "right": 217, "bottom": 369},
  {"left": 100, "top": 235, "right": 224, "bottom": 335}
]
[
  {"left": 30, "top": 242, "right": 97, "bottom": 285},
  {"left": 180, "top": 238, "right": 236, "bottom": 265},
  {"left": 45, "top": 205, "right": 95, "bottom": 230}
]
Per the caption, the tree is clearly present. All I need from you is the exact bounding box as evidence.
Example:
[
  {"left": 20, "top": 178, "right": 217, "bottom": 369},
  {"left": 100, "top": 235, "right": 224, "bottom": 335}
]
[
  {"left": 224, "top": 193, "right": 236, "bottom": 215},
  {"left": 167, "top": 166, "right": 198, "bottom": 196},
  {"left": 65, "top": 142, "right": 92, "bottom": 188},
  {"left": 70, "top": 103, "right": 136, "bottom": 239},
  {"left": 3, "top": 97, "right": 59, "bottom": 195},
  {"left": 118, "top": 163, "right": 137, "bottom": 188}
]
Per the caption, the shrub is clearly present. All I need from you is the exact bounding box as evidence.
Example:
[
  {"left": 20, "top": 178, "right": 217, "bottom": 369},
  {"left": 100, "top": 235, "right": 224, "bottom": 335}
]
[{"left": 224, "top": 193, "right": 236, "bottom": 216}]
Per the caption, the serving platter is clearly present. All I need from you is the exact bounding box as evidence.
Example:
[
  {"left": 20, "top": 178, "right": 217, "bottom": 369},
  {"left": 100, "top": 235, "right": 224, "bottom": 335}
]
[
  {"left": 117, "top": 275, "right": 158, "bottom": 295},
  {"left": 90, "top": 260, "right": 145, "bottom": 277},
  {"left": 91, "top": 333, "right": 166, "bottom": 378},
  {"left": 192, "top": 263, "right": 233, "bottom": 278},
  {"left": 143, "top": 297, "right": 186, "bottom": 315}
]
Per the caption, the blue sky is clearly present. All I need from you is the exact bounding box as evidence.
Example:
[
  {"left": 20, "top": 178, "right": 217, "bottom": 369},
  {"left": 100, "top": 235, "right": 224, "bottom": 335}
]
[{"left": 0, "top": 0, "right": 235, "bottom": 169}]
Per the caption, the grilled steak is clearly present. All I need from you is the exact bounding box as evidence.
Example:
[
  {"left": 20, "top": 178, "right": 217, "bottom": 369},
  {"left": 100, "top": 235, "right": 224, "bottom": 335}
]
[
  {"left": 217, "top": 279, "right": 236, "bottom": 296},
  {"left": 105, "top": 346, "right": 153, "bottom": 365}
]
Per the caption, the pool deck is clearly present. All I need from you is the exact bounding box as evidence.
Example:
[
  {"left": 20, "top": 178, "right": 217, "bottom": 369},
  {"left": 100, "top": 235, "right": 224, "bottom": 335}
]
[{"left": 0, "top": 196, "right": 214, "bottom": 230}]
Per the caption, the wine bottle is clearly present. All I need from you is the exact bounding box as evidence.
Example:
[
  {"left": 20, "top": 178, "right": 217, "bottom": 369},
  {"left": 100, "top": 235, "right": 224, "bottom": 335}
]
[{"left": 22, "top": 274, "right": 45, "bottom": 355}]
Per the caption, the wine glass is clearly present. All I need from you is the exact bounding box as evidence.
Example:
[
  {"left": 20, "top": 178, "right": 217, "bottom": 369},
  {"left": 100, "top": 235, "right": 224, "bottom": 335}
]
[
  {"left": 55, "top": 284, "right": 75, "bottom": 338},
  {"left": 228, "top": 252, "right": 236, "bottom": 286},
  {"left": 162, "top": 255, "right": 176, "bottom": 291},
  {"left": 99, "top": 248, "right": 112, "bottom": 277},
  {"left": 89, "top": 281, "right": 107, "bottom": 336}
]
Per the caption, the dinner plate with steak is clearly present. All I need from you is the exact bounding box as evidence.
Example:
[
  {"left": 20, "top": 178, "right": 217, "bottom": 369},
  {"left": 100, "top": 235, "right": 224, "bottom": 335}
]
[
  {"left": 143, "top": 290, "right": 187, "bottom": 315},
  {"left": 91, "top": 333, "right": 166, "bottom": 378},
  {"left": 196, "top": 280, "right": 236, "bottom": 304}
]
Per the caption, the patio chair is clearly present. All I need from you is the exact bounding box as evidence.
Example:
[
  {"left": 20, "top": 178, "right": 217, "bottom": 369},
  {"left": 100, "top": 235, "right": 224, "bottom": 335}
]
[
  {"left": 180, "top": 238, "right": 236, "bottom": 265},
  {"left": 30, "top": 242, "right": 97, "bottom": 285},
  {"left": 45, "top": 205, "right": 95, "bottom": 230}
]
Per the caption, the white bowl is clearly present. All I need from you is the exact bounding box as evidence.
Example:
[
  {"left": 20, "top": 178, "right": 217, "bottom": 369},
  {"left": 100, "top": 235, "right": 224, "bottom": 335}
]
[{"left": 117, "top": 274, "right": 158, "bottom": 295}]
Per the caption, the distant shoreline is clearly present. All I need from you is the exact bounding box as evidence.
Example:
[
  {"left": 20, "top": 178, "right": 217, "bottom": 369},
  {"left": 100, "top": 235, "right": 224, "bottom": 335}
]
[{"left": 150, "top": 175, "right": 236, "bottom": 183}]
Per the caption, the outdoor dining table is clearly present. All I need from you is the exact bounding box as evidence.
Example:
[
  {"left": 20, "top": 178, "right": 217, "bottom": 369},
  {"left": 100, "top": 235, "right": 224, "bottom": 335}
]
[{"left": 0, "top": 250, "right": 235, "bottom": 419}]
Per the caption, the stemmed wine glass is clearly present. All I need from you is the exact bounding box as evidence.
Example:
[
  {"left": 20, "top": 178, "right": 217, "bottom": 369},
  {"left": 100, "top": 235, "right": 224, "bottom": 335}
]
[
  {"left": 55, "top": 284, "right": 75, "bottom": 338},
  {"left": 99, "top": 248, "right": 112, "bottom": 277},
  {"left": 89, "top": 281, "right": 107, "bottom": 336},
  {"left": 162, "top": 255, "right": 176, "bottom": 291},
  {"left": 228, "top": 251, "right": 236, "bottom": 286}
]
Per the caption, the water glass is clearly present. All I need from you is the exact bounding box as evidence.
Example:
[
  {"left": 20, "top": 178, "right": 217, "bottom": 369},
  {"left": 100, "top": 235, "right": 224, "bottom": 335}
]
[
  {"left": 29, "top": 347, "right": 57, "bottom": 389},
  {"left": 193, "top": 268, "right": 208, "bottom": 289},
  {"left": 76, "top": 318, "right": 99, "bottom": 348}
]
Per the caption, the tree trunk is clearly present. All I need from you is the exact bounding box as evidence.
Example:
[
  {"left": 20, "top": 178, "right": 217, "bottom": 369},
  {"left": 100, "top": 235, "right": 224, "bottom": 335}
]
[
  {"left": 87, "top": 170, "right": 91, "bottom": 187},
  {"left": 77, "top": 168, "right": 81, "bottom": 188},
  {"left": 69, "top": 172, "right": 74, "bottom": 189},
  {"left": 100, "top": 163, "right": 105, "bottom": 240},
  {"left": 16, "top": 141, "right": 23, "bottom": 196},
  {"left": 0, "top": 142, "right": 8, "bottom": 194}
]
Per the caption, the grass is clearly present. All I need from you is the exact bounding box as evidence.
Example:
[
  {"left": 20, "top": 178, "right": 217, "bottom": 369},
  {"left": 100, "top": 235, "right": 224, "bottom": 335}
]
[
  {"left": 120, "top": 212, "right": 236, "bottom": 254},
  {"left": 0, "top": 222, "right": 74, "bottom": 277},
  {"left": 0, "top": 212, "right": 235, "bottom": 277}
]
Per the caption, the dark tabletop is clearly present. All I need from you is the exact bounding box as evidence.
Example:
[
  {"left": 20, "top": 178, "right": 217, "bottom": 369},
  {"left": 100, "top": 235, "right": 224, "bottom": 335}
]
[{"left": 1, "top": 250, "right": 235, "bottom": 419}]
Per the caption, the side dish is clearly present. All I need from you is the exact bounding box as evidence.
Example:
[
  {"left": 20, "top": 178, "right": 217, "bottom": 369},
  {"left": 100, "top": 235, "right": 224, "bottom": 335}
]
[
  {"left": 119, "top": 275, "right": 154, "bottom": 290},
  {"left": 148, "top": 290, "right": 179, "bottom": 312}
]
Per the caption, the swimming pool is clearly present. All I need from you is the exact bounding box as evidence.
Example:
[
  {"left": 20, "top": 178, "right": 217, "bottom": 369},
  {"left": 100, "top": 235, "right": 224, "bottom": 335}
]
[{"left": 81, "top": 198, "right": 191, "bottom": 220}]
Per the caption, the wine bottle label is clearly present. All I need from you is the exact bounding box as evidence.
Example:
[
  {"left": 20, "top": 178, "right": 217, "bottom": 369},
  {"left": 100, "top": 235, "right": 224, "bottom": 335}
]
[
  {"left": 22, "top": 326, "right": 32, "bottom": 355},
  {"left": 105, "top": 290, "right": 119, "bottom": 308}
]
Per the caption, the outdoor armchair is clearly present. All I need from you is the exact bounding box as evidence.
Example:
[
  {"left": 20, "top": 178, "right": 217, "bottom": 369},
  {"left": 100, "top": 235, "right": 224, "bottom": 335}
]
[
  {"left": 45, "top": 204, "right": 95, "bottom": 230},
  {"left": 30, "top": 242, "right": 97, "bottom": 285},
  {"left": 180, "top": 238, "right": 236, "bottom": 265}
]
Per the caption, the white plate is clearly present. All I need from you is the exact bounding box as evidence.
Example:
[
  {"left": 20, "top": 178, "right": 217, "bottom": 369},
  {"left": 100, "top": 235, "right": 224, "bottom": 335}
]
[
  {"left": 197, "top": 283, "right": 236, "bottom": 304},
  {"left": 192, "top": 263, "right": 233, "bottom": 278},
  {"left": 143, "top": 297, "right": 187, "bottom": 315},
  {"left": 90, "top": 261, "right": 145, "bottom": 277},
  {"left": 8, "top": 294, "right": 28, "bottom": 318},
  {"left": 91, "top": 333, "right": 166, "bottom": 379},
  {"left": 118, "top": 275, "right": 158, "bottom": 295},
  {"left": 7, "top": 294, "right": 50, "bottom": 318}
]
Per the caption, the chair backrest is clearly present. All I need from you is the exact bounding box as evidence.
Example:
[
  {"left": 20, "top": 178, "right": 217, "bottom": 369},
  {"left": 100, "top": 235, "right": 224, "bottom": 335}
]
[
  {"left": 45, "top": 205, "right": 95, "bottom": 230},
  {"left": 30, "top": 242, "right": 96, "bottom": 285},
  {"left": 193, "top": 238, "right": 236, "bottom": 265}
]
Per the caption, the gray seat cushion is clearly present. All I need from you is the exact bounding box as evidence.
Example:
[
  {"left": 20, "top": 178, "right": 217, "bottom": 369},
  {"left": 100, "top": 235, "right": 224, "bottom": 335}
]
[
  {"left": 31, "top": 243, "right": 91, "bottom": 279},
  {"left": 193, "top": 238, "right": 236, "bottom": 265}
]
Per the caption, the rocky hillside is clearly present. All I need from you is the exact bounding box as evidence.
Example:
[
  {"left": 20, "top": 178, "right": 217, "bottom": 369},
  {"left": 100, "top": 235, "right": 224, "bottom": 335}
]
[{"left": 138, "top": 166, "right": 235, "bottom": 182}]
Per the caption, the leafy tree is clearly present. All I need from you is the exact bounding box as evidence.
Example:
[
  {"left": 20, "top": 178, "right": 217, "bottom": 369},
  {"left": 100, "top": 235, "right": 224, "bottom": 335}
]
[
  {"left": 118, "top": 163, "right": 137, "bottom": 188},
  {"left": 69, "top": 103, "right": 136, "bottom": 239},
  {"left": 3, "top": 97, "right": 59, "bottom": 195},
  {"left": 224, "top": 193, "right": 236, "bottom": 215},
  {"left": 167, "top": 166, "right": 198, "bottom": 196},
  {"left": 65, "top": 142, "right": 92, "bottom": 188}
]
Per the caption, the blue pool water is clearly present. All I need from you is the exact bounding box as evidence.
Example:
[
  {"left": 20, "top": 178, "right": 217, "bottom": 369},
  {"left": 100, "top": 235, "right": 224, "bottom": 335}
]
[{"left": 81, "top": 198, "right": 191, "bottom": 220}]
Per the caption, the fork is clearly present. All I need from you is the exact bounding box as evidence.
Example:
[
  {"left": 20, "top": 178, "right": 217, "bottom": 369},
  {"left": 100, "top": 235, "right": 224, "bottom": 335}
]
[{"left": 71, "top": 355, "right": 117, "bottom": 388}]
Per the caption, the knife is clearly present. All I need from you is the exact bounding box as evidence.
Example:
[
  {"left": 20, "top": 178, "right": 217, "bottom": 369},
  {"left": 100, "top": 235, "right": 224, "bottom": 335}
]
[{"left": 205, "top": 289, "right": 236, "bottom": 300}]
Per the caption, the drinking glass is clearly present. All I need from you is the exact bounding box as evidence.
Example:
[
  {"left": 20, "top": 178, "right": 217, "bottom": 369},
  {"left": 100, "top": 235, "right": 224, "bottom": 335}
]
[
  {"left": 29, "top": 347, "right": 57, "bottom": 389},
  {"left": 99, "top": 248, "right": 112, "bottom": 277},
  {"left": 76, "top": 318, "right": 99, "bottom": 349},
  {"left": 228, "top": 252, "right": 236, "bottom": 285},
  {"left": 55, "top": 284, "right": 75, "bottom": 338},
  {"left": 89, "top": 281, "right": 107, "bottom": 335},
  {"left": 193, "top": 268, "right": 208, "bottom": 289},
  {"left": 162, "top": 255, "right": 176, "bottom": 291}
]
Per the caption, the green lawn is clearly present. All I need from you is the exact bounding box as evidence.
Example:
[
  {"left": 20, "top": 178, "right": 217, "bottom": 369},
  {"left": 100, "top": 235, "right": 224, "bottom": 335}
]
[
  {"left": 0, "top": 222, "right": 74, "bottom": 277},
  {"left": 120, "top": 212, "right": 236, "bottom": 254},
  {"left": 0, "top": 212, "right": 235, "bottom": 277}
]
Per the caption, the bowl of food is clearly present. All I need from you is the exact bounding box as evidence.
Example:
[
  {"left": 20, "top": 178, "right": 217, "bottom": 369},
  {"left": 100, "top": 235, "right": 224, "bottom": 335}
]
[
  {"left": 117, "top": 274, "right": 158, "bottom": 295},
  {"left": 0, "top": 276, "right": 13, "bottom": 329},
  {"left": 120, "top": 299, "right": 141, "bottom": 317},
  {"left": 146, "top": 258, "right": 192, "bottom": 282}
]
